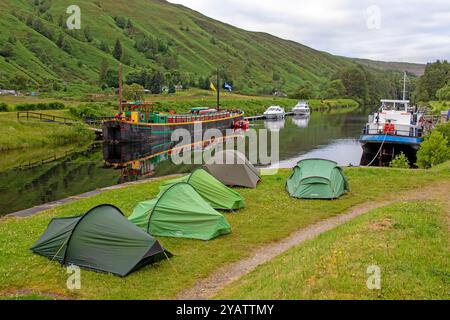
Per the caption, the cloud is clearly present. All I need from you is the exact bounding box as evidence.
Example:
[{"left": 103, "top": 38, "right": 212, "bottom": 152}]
[{"left": 168, "top": 0, "right": 450, "bottom": 63}]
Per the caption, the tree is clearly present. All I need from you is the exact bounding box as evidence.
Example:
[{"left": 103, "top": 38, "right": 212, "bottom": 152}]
[
  {"left": 105, "top": 69, "right": 119, "bottom": 88},
  {"left": 437, "top": 85, "right": 450, "bottom": 101},
  {"left": 98, "top": 58, "right": 109, "bottom": 86},
  {"left": 149, "top": 71, "right": 165, "bottom": 94},
  {"left": 0, "top": 43, "right": 14, "bottom": 57},
  {"left": 126, "top": 19, "right": 133, "bottom": 29},
  {"left": 113, "top": 39, "right": 123, "bottom": 61},
  {"left": 416, "top": 131, "right": 450, "bottom": 168},
  {"left": 57, "top": 33, "right": 71, "bottom": 53},
  {"left": 10, "top": 73, "right": 30, "bottom": 90},
  {"left": 84, "top": 25, "right": 93, "bottom": 42},
  {"left": 7, "top": 34, "right": 17, "bottom": 44},
  {"left": 321, "top": 79, "right": 346, "bottom": 99},
  {"left": 114, "top": 16, "right": 127, "bottom": 29},
  {"left": 123, "top": 83, "right": 145, "bottom": 101},
  {"left": 414, "top": 60, "right": 450, "bottom": 101},
  {"left": 340, "top": 66, "right": 369, "bottom": 103},
  {"left": 168, "top": 83, "right": 176, "bottom": 94},
  {"left": 121, "top": 51, "right": 131, "bottom": 65},
  {"left": 291, "top": 82, "right": 314, "bottom": 99},
  {"left": 99, "top": 40, "right": 110, "bottom": 53}
]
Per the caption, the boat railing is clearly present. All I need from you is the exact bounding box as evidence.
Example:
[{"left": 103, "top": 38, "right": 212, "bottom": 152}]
[{"left": 362, "top": 127, "right": 425, "bottom": 138}]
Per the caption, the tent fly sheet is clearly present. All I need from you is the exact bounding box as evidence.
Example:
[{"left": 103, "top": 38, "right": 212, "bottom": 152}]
[
  {"left": 286, "top": 159, "right": 349, "bottom": 199},
  {"left": 129, "top": 182, "right": 231, "bottom": 241},
  {"left": 159, "top": 169, "right": 245, "bottom": 210},
  {"left": 204, "top": 150, "right": 260, "bottom": 189},
  {"left": 30, "top": 205, "right": 169, "bottom": 277}
]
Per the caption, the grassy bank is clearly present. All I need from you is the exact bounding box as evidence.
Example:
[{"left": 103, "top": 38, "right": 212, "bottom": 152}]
[
  {"left": 0, "top": 164, "right": 448, "bottom": 299},
  {"left": 216, "top": 201, "right": 449, "bottom": 300},
  {"left": 0, "top": 111, "right": 94, "bottom": 151},
  {"left": 1, "top": 89, "right": 359, "bottom": 117}
]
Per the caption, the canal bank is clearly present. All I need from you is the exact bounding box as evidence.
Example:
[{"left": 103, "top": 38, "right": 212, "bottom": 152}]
[
  {"left": 0, "top": 109, "right": 369, "bottom": 216},
  {"left": 0, "top": 163, "right": 448, "bottom": 299}
]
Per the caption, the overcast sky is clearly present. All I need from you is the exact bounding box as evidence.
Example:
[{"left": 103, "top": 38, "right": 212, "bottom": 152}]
[{"left": 168, "top": 0, "right": 450, "bottom": 63}]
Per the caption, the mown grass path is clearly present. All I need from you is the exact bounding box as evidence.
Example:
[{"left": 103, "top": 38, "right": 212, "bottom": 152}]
[{"left": 177, "top": 182, "right": 450, "bottom": 300}]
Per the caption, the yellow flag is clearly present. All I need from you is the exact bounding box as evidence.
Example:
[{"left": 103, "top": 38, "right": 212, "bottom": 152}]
[{"left": 210, "top": 82, "right": 217, "bottom": 92}]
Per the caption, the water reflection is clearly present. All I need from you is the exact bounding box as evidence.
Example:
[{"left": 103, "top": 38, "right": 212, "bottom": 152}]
[
  {"left": 292, "top": 116, "right": 310, "bottom": 128},
  {"left": 264, "top": 119, "right": 285, "bottom": 132}
]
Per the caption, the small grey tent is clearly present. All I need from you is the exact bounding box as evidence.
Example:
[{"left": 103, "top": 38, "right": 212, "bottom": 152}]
[
  {"left": 204, "top": 150, "right": 260, "bottom": 188},
  {"left": 30, "top": 204, "right": 170, "bottom": 277},
  {"left": 286, "top": 159, "right": 349, "bottom": 199}
]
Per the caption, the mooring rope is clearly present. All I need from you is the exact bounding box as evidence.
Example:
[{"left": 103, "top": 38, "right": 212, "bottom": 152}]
[{"left": 366, "top": 132, "right": 389, "bottom": 167}]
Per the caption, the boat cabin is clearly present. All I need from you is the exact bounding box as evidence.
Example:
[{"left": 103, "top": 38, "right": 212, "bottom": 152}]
[
  {"left": 376, "top": 100, "right": 416, "bottom": 126},
  {"left": 363, "top": 99, "right": 425, "bottom": 138}
]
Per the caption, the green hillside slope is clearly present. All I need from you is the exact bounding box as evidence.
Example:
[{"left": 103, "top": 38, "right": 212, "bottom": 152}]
[{"left": 0, "top": 0, "right": 417, "bottom": 95}]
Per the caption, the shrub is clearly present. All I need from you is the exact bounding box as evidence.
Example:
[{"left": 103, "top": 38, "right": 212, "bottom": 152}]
[
  {"left": 46, "top": 102, "right": 65, "bottom": 110},
  {"left": 0, "top": 103, "right": 8, "bottom": 112},
  {"left": 14, "top": 102, "right": 65, "bottom": 111},
  {"left": 416, "top": 131, "right": 450, "bottom": 169},
  {"left": 69, "top": 103, "right": 110, "bottom": 119},
  {"left": 435, "top": 122, "right": 450, "bottom": 145},
  {"left": 389, "top": 152, "right": 410, "bottom": 169}
]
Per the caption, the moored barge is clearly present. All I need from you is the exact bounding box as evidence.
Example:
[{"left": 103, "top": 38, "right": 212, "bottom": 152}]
[{"left": 103, "top": 102, "right": 245, "bottom": 143}]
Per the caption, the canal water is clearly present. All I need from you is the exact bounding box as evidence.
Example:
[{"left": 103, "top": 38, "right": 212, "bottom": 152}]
[{"left": 0, "top": 109, "right": 370, "bottom": 216}]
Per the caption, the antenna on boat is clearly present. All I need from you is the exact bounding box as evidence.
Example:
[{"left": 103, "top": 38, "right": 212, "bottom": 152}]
[{"left": 118, "top": 63, "right": 123, "bottom": 114}]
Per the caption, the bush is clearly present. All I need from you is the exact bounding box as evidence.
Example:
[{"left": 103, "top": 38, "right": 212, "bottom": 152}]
[
  {"left": 0, "top": 103, "right": 8, "bottom": 112},
  {"left": 389, "top": 152, "right": 410, "bottom": 169},
  {"left": 416, "top": 131, "right": 450, "bottom": 169},
  {"left": 69, "top": 103, "right": 110, "bottom": 119},
  {"left": 14, "top": 102, "right": 65, "bottom": 111},
  {"left": 435, "top": 122, "right": 450, "bottom": 145}
]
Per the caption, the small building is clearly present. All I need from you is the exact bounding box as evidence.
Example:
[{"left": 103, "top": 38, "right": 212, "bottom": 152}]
[{"left": 0, "top": 89, "right": 17, "bottom": 95}]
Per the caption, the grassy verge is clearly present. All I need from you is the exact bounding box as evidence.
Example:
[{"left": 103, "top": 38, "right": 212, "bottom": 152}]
[
  {"left": 215, "top": 201, "right": 449, "bottom": 300},
  {"left": 0, "top": 165, "right": 448, "bottom": 299},
  {"left": 0, "top": 111, "right": 94, "bottom": 151}
]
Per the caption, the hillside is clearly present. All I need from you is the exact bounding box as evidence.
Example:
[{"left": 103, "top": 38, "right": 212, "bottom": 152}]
[
  {"left": 0, "top": 0, "right": 413, "bottom": 95},
  {"left": 351, "top": 58, "right": 425, "bottom": 77}
]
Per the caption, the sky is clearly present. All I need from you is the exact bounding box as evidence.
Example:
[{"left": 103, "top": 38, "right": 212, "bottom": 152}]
[{"left": 168, "top": 0, "right": 450, "bottom": 63}]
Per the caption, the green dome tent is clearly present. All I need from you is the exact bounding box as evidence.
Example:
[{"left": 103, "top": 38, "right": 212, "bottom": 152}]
[
  {"left": 30, "top": 205, "right": 170, "bottom": 277},
  {"left": 159, "top": 169, "right": 245, "bottom": 210},
  {"left": 286, "top": 159, "right": 349, "bottom": 199},
  {"left": 129, "top": 182, "right": 232, "bottom": 241}
]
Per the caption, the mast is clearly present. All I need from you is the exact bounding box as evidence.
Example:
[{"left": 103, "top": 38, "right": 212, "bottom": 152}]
[
  {"left": 216, "top": 69, "right": 220, "bottom": 111},
  {"left": 402, "top": 71, "right": 407, "bottom": 101},
  {"left": 118, "top": 63, "right": 123, "bottom": 113}
]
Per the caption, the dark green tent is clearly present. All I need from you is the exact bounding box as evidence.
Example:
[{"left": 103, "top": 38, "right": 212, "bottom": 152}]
[
  {"left": 30, "top": 205, "right": 170, "bottom": 277},
  {"left": 286, "top": 159, "right": 349, "bottom": 199},
  {"left": 129, "top": 182, "right": 231, "bottom": 241},
  {"left": 159, "top": 169, "right": 245, "bottom": 210}
]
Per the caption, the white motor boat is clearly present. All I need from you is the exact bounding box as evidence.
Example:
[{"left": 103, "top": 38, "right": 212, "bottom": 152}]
[
  {"left": 264, "top": 106, "right": 285, "bottom": 119},
  {"left": 292, "top": 101, "right": 310, "bottom": 116}
]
